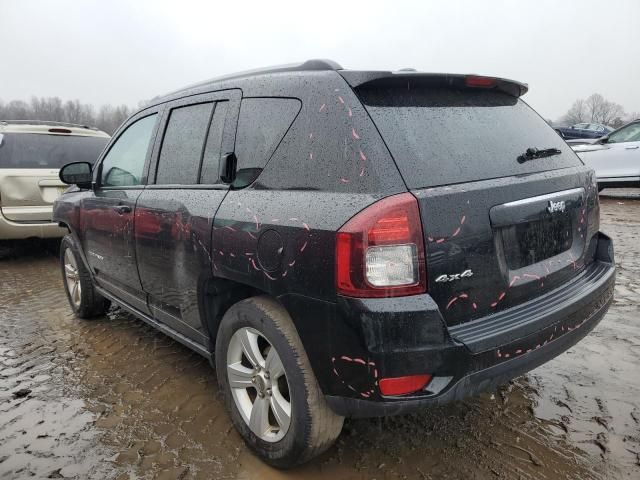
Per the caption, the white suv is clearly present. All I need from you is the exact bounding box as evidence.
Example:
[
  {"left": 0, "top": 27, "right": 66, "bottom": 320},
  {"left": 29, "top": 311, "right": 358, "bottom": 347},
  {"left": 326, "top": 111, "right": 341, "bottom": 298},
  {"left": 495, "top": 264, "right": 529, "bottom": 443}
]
[{"left": 0, "top": 121, "right": 109, "bottom": 240}]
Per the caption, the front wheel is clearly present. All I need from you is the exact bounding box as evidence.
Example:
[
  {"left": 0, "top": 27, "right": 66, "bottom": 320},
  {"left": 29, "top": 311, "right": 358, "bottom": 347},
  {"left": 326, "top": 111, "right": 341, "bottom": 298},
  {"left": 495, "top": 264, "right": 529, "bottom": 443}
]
[
  {"left": 215, "top": 296, "right": 343, "bottom": 468},
  {"left": 60, "top": 235, "right": 110, "bottom": 318}
]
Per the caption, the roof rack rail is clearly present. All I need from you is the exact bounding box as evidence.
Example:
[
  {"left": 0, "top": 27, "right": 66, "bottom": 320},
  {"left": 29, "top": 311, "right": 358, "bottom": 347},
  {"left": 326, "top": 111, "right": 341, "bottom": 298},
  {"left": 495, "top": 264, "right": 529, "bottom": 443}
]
[
  {"left": 161, "top": 59, "right": 344, "bottom": 99},
  {"left": 210, "top": 59, "right": 343, "bottom": 81},
  {"left": 0, "top": 119, "right": 99, "bottom": 130}
]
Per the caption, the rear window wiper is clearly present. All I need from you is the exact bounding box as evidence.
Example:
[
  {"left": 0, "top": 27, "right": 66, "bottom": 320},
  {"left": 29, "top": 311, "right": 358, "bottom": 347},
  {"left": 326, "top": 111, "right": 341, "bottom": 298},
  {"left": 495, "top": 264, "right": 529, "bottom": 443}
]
[{"left": 517, "top": 147, "right": 562, "bottom": 163}]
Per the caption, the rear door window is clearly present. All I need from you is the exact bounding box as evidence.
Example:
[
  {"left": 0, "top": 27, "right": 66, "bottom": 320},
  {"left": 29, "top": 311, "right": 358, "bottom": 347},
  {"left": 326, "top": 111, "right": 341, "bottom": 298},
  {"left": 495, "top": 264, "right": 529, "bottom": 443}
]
[
  {"left": 0, "top": 133, "right": 108, "bottom": 169},
  {"left": 156, "top": 103, "right": 214, "bottom": 185},
  {"left": 359, "top": 87, "right": 582, "bottom": 189},
  {"left": 200, "top": 101, "right": 229, "bottom": 184},
  {"left": 233, "top": 97, "right": 301, "bottom": 187}
]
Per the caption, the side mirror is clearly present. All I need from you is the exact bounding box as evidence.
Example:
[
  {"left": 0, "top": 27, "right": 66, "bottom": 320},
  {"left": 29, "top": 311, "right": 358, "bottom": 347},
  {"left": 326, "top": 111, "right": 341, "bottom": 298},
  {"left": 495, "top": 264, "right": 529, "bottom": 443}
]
[
  {"left": 597, "top": 136, "right": 609, "bottom": 144},
  {"left": 60, "top": 161, "right": 93, "bottom": 189},
  {"left": 220, "top": 152, "right": 237, "bottom": 184}
]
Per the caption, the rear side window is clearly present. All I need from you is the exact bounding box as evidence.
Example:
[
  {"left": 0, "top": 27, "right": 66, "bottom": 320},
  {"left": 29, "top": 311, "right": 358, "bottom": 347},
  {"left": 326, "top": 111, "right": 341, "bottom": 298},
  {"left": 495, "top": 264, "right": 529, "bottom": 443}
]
[
  {"left": 233, "top": 97, "right": 301, "bottom": 187},
  {"left": 359, "top": 88, "right": 582, "bottom": 189},
  {"left": 101, "top": 114, "right": 157, "bottom": 187},
  {"left": 156, "top": 103, "right": 214, "bottom": 185},
  {"left": 0, "top": 133, "right": 108, "bottom": 169}
]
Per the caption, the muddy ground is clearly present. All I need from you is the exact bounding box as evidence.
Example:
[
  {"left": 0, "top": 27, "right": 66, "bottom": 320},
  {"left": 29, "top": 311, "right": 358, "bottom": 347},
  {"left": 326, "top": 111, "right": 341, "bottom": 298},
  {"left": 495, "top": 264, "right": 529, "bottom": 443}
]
[{"left": 1, "top": 192, "right": 639, "bottom": 480}]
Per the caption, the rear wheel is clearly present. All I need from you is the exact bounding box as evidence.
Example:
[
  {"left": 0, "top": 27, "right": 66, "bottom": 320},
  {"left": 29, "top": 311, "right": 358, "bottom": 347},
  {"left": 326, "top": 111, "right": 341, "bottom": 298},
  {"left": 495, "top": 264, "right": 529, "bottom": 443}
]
[
  {"left": 215, "top": 296, "right": 343, "bottom": 468},
  {"left": 60, "top": 235, "right": 110, "bottom": 318}
]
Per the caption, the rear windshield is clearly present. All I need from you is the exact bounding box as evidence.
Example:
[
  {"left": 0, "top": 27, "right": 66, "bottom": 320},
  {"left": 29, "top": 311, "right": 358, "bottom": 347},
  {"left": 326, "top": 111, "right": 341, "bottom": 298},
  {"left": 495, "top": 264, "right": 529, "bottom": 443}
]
[
  {"left": 359, "top": 88, "right": 582, "bottom": 189},
  {"left": 0, "top": 133, "right": 108, "bottom": 169}
]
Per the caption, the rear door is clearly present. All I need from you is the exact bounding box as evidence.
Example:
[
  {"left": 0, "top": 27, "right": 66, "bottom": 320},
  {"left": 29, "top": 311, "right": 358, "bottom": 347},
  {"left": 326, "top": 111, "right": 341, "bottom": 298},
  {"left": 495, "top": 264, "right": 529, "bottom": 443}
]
[
  {"left": 359, "top": 84, "right": 597, "bottom": 327},
  {"left": 0, "top": 132, "right": 107, "bottom": 221},
  {"left": 81, "top": 111, "right": 161, "bottom": 314},
  {"left": 135, "top": 90, "right": 240, "bottom": 344}
]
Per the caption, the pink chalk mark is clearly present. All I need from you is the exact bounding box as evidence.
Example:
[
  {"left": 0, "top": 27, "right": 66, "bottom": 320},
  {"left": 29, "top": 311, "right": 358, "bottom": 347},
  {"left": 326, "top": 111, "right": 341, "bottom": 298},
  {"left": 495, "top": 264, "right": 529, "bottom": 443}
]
[
  {"left": 303, "top": 222, "right": 310, "bottom": 231},
  {"left": 264, "top": 271, "right": 277, "bottom": 281},
  {"left": 340, "top": 355, "right": 352, "bottom": 362},
  {"left": 353, "top": 358, "right": 366, "bottom": 365},
  {"left": 309, "top": 152, "right": 313, "bottom": 160},
  {"left": 460, "top": 215, "right": 466, "bottom": 225},
  {"left": 340, "top": 178, "right": 350, "bottom": 183},
  {"left": 351, "top": 128, "right": 360, "bottom": 140},
  {"left": 288, "top": 260, "right": 296, "bottom": 267},
  {"left": 452, "top": 227, "right": 461, "bottom": 237},
  {"left": 359, "top": 150, "right": 367, "bottom": 161},
  {"left": 498, "top": 292, "right": 506, "bottom": 301},
  {"left": 436, "top": 238, "right": 445, "bottom": 244},
  {"left": 472, "top": 302, "right": 477, "bottom": 310},
  {"left": 446, "top": 297, "right": 459, "bottom": 310},
  {"left": 348, "top": 107, "right": 352, "bottom": 117},
  {"left": 319, "top": 104, "right": 326, "bottom": 112},
  {"left": 300, "top": 241, "right": 308, "bottom": 252},
  {"left": 359, "top": 167, "right": 365, "bottom": 177},
  {"left": 338, "top": 95, "right": 345, "bottom": 104}
]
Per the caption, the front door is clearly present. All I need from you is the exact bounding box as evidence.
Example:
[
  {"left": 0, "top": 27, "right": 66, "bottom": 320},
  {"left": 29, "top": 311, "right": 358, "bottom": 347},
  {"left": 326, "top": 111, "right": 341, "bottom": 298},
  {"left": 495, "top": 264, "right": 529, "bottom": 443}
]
[
  {"left": 81, "top": 112, "right": 161, "bottom": 314},
  {"left": 135, "top": 90, "right": 241, "bottom": 345}
]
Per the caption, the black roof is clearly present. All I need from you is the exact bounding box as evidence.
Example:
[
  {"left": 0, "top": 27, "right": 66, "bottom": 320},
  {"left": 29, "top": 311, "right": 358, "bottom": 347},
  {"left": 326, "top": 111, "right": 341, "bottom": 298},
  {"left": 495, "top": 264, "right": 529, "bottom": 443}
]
[{"left": 150, "top": 59, "right": 528, "bottom": 108}]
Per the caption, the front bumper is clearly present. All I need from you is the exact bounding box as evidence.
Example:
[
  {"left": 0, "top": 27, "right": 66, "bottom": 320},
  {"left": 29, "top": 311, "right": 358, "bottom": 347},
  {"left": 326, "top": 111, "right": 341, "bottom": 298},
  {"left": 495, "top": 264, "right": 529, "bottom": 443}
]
[
  {"left": 0, "top": 211, "right": 67, "bottom": 240},
  {"left": 324, "top": 232, "right": 615, "bottom": 418}
]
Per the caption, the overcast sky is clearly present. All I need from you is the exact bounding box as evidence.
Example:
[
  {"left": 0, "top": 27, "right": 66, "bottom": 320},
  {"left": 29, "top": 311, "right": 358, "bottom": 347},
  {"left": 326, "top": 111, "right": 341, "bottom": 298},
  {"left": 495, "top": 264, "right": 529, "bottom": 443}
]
[{"left": 1, "top": 0, "right": 638, "bottom": 120}]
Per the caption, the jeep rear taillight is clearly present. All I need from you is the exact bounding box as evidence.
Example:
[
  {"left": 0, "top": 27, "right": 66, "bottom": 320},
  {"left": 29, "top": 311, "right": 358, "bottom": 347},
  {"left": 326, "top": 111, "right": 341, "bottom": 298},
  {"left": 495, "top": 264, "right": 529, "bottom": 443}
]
[{"left": 336, "top": 192, "right": 427, "bottom": 297}]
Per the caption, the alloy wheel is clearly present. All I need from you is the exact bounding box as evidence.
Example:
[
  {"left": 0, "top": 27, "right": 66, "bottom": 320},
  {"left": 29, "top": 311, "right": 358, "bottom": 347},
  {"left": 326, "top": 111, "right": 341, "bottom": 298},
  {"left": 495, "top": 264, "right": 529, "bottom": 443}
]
[
  {"left": 64, "top": 248, "right": 81, "bottom": 308},
  {"left": 226, "top": 327, "right": 291, "bottom": 442}
]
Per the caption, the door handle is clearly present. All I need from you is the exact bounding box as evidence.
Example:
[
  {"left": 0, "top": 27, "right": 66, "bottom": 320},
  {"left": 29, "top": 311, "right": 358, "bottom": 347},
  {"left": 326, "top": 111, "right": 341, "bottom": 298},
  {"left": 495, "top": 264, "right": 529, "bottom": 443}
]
[
  {"left": 113, "top": 205, "right": 132, "bottom": 215},
  {"left": 624, "top": 146, "right": 639, "bottom": 150}
]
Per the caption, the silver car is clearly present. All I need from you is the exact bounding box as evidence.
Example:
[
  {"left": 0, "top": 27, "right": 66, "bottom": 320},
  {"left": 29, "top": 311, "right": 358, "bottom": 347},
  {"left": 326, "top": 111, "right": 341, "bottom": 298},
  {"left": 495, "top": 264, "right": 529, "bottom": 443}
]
[
  {"left": 571, "top": 120, "right": 640, "bottom": 190},
  {"left": 0, "top": 121, "right": 109, "bottom": 240}
]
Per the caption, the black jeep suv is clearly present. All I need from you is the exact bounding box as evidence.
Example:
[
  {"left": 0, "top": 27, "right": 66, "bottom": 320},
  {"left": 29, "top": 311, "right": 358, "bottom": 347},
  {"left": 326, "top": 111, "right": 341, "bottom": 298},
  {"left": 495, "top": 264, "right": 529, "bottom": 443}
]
[{"left": 54, "top": 60, "right": 615, "bottom": 468}]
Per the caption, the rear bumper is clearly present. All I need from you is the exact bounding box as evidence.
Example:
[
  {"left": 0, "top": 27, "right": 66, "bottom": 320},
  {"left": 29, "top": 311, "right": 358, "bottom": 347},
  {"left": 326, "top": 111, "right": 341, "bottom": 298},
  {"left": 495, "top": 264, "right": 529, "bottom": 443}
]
[
  {"left": 0, "top": 210, "right": 67, "bottom": 239},
  {"left": 324, "top": 233, "right": 615, "bottom": 418}
]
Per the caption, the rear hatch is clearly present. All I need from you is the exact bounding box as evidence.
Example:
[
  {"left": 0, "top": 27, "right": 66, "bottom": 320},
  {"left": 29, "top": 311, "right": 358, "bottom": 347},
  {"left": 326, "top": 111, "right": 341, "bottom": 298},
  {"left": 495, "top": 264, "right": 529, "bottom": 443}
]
[
  {"left": 354, "top": 75, "right": 598, "bottom": 327},
  {"left": 0, "top": 131, "right": 108, "bottom": 222}
]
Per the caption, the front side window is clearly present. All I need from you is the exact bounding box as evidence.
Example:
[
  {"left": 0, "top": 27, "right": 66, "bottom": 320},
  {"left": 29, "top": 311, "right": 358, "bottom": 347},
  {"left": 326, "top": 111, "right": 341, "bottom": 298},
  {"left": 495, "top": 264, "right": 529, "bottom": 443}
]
[
  {"left": 156, "top": 103, "right": 213, "bottom": 185},
  {"left": 608, "top": 123, "right": 640, "bottom": 144},
  {"left": 100, "top": 114, "right": 157, "bottom": 187},
  {"left": 574, "top": 123, "right": 588, "bottom": 129}
]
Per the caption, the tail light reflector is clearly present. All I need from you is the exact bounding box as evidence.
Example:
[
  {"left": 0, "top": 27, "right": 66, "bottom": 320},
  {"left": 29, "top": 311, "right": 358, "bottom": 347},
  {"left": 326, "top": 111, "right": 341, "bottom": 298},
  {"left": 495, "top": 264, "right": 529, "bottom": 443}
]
[
  {"left": 379, "top": 374, "right": 432, "bottom": 396},
  {"left": 336, "top": 192, "right": 426, "bottom": 297}
]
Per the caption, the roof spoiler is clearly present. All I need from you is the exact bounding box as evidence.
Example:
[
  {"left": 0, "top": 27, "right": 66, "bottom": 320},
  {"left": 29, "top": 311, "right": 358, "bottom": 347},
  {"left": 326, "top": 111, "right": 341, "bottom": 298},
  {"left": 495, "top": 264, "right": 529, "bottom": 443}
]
[{"left": 339, "top": 71, "right": 528, "bottom": 97}]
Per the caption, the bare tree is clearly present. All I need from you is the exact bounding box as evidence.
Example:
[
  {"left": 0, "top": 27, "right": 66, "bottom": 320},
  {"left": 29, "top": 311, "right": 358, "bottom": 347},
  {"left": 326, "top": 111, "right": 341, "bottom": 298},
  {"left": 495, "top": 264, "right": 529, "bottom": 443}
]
[
  {"left": 585, "top": 93, "right": 625, "bottom": 125},
  {"left": 563, "top": 99, "right": 587, "bottom": 124},
  {"left": 0, "top": 96, "right": 133, "bottom": 134}
]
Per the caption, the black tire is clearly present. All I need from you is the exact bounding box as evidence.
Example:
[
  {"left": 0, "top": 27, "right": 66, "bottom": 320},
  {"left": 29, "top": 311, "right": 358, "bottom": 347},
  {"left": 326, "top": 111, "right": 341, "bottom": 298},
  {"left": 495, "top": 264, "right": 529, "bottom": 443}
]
[
  {"left": 60, "top": 235, "right": 110, "bottom": 318},
  {"left": 215, "top": 296, "right": 343, "bottom": 468}
]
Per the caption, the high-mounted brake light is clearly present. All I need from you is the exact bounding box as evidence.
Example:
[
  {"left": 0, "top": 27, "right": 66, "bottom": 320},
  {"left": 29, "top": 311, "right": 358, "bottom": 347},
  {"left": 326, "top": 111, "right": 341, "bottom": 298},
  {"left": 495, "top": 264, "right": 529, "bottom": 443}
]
[
  {"left": 465, "top": 75, "right": 496, "bottom": 88},
  {"left": 379, "top": 374, "right": 432, "bottom": 396},
  {"left": 48, "top": 128, "right": 72, "bottom": 134},
  {"left": 336, "top": 192, "right": 427, "bottom": 298}
]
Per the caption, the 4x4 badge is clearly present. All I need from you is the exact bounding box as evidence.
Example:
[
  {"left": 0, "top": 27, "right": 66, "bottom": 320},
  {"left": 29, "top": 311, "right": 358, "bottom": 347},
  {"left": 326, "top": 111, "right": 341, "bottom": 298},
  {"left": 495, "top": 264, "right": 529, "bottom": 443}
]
[{"left": 435, "top": 269, "right": 474, "bottom": 283}]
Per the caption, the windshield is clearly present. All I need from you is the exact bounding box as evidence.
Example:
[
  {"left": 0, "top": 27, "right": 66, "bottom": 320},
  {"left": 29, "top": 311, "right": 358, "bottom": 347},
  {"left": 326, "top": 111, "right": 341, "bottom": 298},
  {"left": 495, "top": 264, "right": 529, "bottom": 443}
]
[
  {"left": 0, "top": 133, "right": 108, "bottom": 169},
  {"left": 359, "top": 87, "right": 582, "bottom": 189}
]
